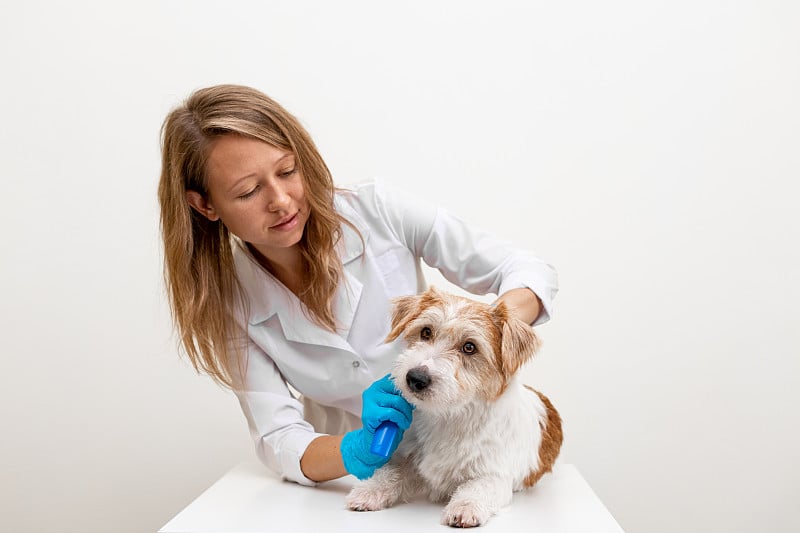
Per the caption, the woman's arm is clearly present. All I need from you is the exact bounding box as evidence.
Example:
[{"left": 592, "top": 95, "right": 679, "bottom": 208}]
[
  {"left": 370, "top": 181, "right": 557, "bottom": 325},
  {"left": 303, "top": 375, "right": 414, "bottom": 482},
  {"left": 233, "top": 340, "right": 327, "bottom": 486},
  {"left": 300, "top": 434, "right": 347, "bottom": 482}
]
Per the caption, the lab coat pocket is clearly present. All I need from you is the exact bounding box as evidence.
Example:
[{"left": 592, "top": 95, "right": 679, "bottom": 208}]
[{"left": 375, "top": 248, "right": 416, "bottom": 297}]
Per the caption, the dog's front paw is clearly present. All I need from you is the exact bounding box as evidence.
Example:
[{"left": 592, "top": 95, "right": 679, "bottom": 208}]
[
  {"left": 346, "top": 483, "right": 399, "bottom": 512},
  {"left": 441, "top": 500, "right": 491, "bottom": 528}
]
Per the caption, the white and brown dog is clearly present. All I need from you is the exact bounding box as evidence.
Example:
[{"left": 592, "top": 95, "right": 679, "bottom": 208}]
[{"left": 346, "top": 287, "right": 563, "bottom": 527}]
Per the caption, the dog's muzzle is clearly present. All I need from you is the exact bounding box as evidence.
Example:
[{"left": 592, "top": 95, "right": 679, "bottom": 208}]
[{"left": 406, "top": 366, "right": 432, "bottom": 392}]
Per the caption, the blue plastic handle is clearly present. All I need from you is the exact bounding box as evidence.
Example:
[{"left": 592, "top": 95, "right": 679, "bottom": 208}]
[{"left": 370, "top": 421, "right": 398, "bottom": 457}]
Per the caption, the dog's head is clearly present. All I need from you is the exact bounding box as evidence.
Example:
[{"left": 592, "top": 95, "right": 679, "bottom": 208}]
[{"left": 385, "top": 286, "right": 540, "bottom": 412}]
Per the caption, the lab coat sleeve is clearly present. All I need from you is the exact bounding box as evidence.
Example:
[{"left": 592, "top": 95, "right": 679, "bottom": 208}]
[
  {"left": 232, "top": 340, "right": 325, "bottom": 486},
  {"left": 372, "top": 180, "right": 558, "bottom": 325}
]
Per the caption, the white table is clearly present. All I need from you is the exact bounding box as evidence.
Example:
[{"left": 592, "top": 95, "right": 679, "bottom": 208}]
[{"left": 159, "top": 462, "right": 624, "bottom": 532}]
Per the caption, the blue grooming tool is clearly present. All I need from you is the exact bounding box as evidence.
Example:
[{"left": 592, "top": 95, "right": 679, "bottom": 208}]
[{"left": 370, "top": 421, "right": 398, "bottom": 457}]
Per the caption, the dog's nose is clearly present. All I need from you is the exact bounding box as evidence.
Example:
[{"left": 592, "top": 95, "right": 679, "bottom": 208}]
[{"left": 406, "top": 367, "right": 431, "bottom": 392}]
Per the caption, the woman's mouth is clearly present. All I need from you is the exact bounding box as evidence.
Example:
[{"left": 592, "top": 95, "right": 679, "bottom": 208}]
[{"left": 270, "top": 213, "right": 299, "bottom": 231}]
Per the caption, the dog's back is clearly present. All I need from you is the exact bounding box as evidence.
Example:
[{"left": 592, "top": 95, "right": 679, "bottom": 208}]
[{"left": 522, "top": 385, "right": 563, "bottom": 487}]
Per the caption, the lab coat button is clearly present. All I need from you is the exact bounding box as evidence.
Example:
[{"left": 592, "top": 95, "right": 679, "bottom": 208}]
[{"left": 352, "top": 360, "right": 360, "bottom": 368}]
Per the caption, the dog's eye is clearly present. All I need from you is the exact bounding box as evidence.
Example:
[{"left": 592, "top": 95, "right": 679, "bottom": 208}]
[
  {"left": 420, "top": 327, "right": 432, "bottom": 341},
  {"left": 461, "top": 342, "right": 477, "bottom": 355}
]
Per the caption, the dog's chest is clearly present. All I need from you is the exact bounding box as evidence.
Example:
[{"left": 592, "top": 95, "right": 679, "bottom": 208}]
[{"left": 406, "top": 404, "right": 532, "bottom": 497}]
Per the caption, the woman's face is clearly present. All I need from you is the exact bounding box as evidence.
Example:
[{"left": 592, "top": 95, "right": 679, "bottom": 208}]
[{"left": 187, "top": 134, "right": 310, "bottom": 263}]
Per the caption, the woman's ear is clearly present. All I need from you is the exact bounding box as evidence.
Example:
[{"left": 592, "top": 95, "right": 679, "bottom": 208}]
[{"left": 185, "top": 190, "right": 220, "bottom": 221}]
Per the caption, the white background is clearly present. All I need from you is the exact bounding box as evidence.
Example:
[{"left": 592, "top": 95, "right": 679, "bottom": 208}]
[{"left": 1, "top": 1, "right": 798, "bottom": 532}]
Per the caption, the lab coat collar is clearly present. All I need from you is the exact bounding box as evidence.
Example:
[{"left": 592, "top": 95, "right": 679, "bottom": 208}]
[
  {"left": 335, "top": 193, "right": 370, "bottom": 266},
  {"left": 233, "top": 196, "right": 369, "bottom": 350}
]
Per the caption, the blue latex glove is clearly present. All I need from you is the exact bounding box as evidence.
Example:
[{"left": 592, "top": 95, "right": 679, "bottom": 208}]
[{"left": 341, "top": 374, "right": 414, "bottom": 480}]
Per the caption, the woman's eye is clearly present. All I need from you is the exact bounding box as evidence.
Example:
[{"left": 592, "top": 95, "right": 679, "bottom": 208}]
[
  {"left": 238, "top": 185, "right": 260, "bottom": 200},
  {"left": 461, "top": 342, "right": 476, "bottom": 355},
  {"left": 279, "top": 168, "right": 296, "bottom": 177},
  {"left": 420, "top": 327, "right": 432, "bottom": 341}
]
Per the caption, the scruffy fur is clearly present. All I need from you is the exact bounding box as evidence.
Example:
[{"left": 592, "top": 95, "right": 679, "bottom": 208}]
[{"left": 346, "top": 287, "right": 563, "bottom": 527}]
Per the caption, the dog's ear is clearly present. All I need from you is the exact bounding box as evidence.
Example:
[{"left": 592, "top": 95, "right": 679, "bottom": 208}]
[
  {"left": 492, "top": 302, "right": 541, "bottom": 376},
  {"left": 384, "top": 287, "right": 443, "bottom": 343},
  {"left": 385, "top": 294, "right": 423, "bottom": 343}
]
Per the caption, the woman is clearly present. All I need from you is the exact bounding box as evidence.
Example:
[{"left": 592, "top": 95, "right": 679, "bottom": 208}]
[{"left": 158, "top": 84, "right": 558, "bottom": 485}]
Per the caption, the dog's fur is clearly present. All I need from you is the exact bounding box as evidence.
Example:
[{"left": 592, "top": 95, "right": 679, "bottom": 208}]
[{"left": 346, "top": 287, "right": 563, "bottom": 527}]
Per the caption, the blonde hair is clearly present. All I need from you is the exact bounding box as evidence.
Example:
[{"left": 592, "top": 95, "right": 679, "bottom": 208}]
[{"left": 158, "top": 84, "right": 354, "bottom": 388}]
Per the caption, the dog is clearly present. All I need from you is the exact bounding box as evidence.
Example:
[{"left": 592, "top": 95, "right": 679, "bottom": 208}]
[{"left": 345, "top": 286, "right": 563, "bottom": 527}]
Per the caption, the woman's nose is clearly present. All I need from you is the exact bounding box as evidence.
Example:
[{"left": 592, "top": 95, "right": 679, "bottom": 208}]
[{"left": 266, "top": 182, "right": 291, "bottom": 211}]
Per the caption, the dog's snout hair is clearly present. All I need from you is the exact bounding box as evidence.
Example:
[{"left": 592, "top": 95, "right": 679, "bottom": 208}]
[{"left": 406, "top": 366, "right": 432, "bottom": 392}]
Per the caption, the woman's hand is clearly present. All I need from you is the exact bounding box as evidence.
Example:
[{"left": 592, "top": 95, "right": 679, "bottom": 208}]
[
  {"left": 493, "top": 288, "right": 542, "bottom": 325},
  {"left": 340, "top": 375, "right": 414, "bottom": 479}
]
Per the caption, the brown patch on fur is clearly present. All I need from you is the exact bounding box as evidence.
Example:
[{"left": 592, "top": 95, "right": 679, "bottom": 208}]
[
  {"left": 478, "top": 306, "right": 506, "bottom": 400},
  {"left": 523, "top": 386, "right": 563, "bottom": 488},
  {"left": 488, "top": 303, "right": 540, "bottom": 399},
  {"left": 501, "top": 317, "right": 539, "bottom": 375},
  {"left": 385, "top": 286, "right": 454, "bottom": 343},
  {"left": 385, "top": 289, "right": 436, "bottom": 342},
  {"left": 441, "top": 297, "right": 506, "bottom": 401}
]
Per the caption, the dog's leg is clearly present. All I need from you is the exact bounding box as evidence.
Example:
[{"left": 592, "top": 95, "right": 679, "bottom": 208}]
[
  {"left": 345, "top": 459, "right": 418, "bottom": 511},
  {"left": 441, "top": 477, "right": 512, "bottom": 528}
]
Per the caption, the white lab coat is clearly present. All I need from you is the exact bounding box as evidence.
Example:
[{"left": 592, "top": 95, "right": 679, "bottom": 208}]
[{"left": 231, "top": 180, "right": 558, "bottom": 485}]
